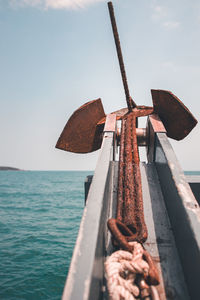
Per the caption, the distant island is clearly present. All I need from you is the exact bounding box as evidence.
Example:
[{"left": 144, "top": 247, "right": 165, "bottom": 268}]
[{"left": 0, "top": 166, "right": 23, "bottom": 171}]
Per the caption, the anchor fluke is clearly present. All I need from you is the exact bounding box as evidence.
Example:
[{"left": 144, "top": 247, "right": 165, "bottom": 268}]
[
  {"left": 56, "top": 98, "right": 106, "bottom": 153},
  {"left": 151, "top": 89, "right": 197, "bottom": 140}
]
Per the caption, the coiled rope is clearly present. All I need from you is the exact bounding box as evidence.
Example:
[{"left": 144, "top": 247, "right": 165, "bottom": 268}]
[{"left": 105, "top": 242, "right": 160, "bottom": 300}]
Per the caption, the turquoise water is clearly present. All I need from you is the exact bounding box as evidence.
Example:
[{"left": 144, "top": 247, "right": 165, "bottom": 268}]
[
  {"left": 184, "top": 171, "right": 200, "bottom": 176},
  {"left": 0, "top": 171, "right": 93, "bottom": 300}
]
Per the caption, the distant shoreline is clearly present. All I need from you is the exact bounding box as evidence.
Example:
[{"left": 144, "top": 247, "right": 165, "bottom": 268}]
[{"left": 0, "top": 166, "right": 22, "bottom": 171}]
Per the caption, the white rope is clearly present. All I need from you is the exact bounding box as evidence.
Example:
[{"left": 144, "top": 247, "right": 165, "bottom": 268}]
[{"left": 105, "top": 241, "right": 159, "bottom": 300}]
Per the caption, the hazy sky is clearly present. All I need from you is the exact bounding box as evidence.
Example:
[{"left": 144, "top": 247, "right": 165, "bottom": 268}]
[{"left": 0, "top": 0, "right": 199, "bottom": 170}]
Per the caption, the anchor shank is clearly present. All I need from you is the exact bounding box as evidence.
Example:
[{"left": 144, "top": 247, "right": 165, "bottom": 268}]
[
  {"left": 108, "top": 2, "right": 136, "bottom": 111},
  {"left": 117, "top": 112, "right": 148, "bottom": 242}
]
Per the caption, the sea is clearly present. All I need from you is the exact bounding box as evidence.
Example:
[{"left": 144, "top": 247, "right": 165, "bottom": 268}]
[
  {"left": 0, "top": 170, "right": 199, "bottom": 300},
  {"left": 0, "top": 171, "right": 93, "bottom": 300}
]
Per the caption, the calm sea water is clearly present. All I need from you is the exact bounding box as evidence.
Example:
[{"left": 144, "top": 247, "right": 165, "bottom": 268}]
[{"left": 0, "top": 171, "right": 93, "bottom": 300}]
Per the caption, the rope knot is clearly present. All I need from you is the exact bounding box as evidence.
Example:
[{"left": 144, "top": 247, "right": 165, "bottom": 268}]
[{"left": 105, "top": 242, "right": 159, "bottom": 300}]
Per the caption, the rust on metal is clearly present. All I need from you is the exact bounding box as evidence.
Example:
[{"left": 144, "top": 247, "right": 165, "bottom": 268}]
[
  {"left": 143, "top": 250, "right": 160, "bottom": 286},
  {"left": 106, "top": 4, "right": 160, "bottom": 286},
  {"left": 56, "top": 98, "right": 105, "bottom": 153},
  {"left": 116, "top": 118, "right": 125, "bottom": 223},
  {"left": 97, "top": 106, "right": 153, "bottom": 125},
  {"left": 107, "top": 1, "right": 136, "bottom": 111},
  {"left": 107, "top": 218, "right": 135, "bottom": 252},
  {"left": 107, "top": 218, "right": 160, "bottom": 286},
  {"left": 108, "top": 105, "right": 154, "bottom": 247},
  {"left": 123, "top": 112, "right": 147, "bottom": 242},
  {"left": 115, "top": 111, "right": 149, "bottom": 244},
  {"left": 133, "top": 106, "right": 154, "bottom": 117},
  {"left": 97, "top": 108, "right": 128, "bottom": 125},
  {"left": 151, "top": 89, "right": 197, "bottom": 140},
  {"left": 106, "top": 103, "right": 161, "bottom": 287}
]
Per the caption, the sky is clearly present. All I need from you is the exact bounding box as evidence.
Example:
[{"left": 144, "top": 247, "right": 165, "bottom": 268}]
[{"left": 0, "top": 0, "right": 200, "bottom": 170}]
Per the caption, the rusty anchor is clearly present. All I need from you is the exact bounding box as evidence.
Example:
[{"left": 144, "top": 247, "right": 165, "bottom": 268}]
[
  {"left": 55, "top": 1, "right": 197, "bottom": 247},
  {"left": 56, "top": 5, "right": 197, "bottom": 155},
  {"left": 56, "top": 1, "right": 198, "bottom": 292},
  {"left": 55, "top": 89, "right": 197, "bottom": 154}
]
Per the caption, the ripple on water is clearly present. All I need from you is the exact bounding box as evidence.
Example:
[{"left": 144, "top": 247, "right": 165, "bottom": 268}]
[{"left": 0, "top": 170, "right": 93, "bottom": 299}]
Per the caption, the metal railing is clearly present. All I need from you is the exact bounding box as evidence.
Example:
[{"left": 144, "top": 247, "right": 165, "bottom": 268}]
[
  {"left": 147, "top": 114, "right": 200, "bottom": 299},
  {"left": 62, "top": 114, "right": 117, "bottom": 300}
]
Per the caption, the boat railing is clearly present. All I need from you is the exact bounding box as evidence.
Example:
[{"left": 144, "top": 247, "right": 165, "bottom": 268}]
[
  {"left": 62, "top": 113, "right": 200, "bottom": 300},
  {"left": 62, "top": 114, "right": 118, "bottom": 300},
  {"left": 146, "top": 114, "right": 200, "bottom": 299}
]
